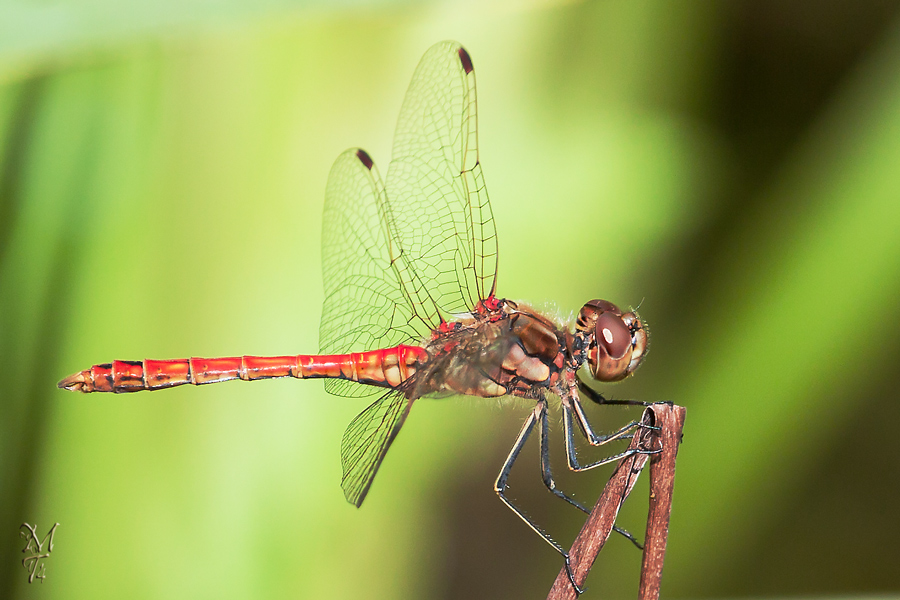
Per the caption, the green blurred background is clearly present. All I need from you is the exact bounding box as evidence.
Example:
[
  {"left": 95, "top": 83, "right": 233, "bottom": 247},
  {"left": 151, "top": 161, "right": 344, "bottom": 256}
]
[{"left": 2, "top": 1, "right": 900, "bottom": 598}]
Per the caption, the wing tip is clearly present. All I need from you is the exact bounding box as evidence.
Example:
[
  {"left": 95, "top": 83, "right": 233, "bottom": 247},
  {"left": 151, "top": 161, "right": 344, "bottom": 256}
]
[{"left": 343, "top": 486, "right": 368, "bottom": 508}]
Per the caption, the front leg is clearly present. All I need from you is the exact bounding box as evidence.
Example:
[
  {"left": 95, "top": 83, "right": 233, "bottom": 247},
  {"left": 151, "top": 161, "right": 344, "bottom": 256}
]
[
  {"left": 562, "top": 402, "right": 641, "bottom": 471},
  {"left": 561, "top": 371, "right": 661, "bottom": 462},
  {"left": 567, "top": 388, "right": 644, "bottom": 449},
  {"left": 577, "top": 372, "right": 649, "bottom": 407}
]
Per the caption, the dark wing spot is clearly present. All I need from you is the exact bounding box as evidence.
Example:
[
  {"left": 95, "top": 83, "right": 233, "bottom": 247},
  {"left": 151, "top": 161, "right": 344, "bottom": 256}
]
[
  {"left": 356, "top": 149, "right": 374, "bottom": 170},
  {"left": 458, "top": 47, "right": 474, "bottom": 74}
]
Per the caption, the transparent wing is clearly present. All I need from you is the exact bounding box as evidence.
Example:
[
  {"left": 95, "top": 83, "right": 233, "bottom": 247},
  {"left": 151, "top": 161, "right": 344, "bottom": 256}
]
[
  {"left": 384, "top": 40, "right": 498, "bottom": 325},
  {"left": 319, "top": 42, "right": 498, "bottom": 398},
  {"left": 323, "top": 43, "right": 496, "bottom": 505},
  {"left": 341, "top": 390, "right": 413, "bottom": 507},
  {"left": 319, "top": 149, "right": 422, "bottom": 398}
]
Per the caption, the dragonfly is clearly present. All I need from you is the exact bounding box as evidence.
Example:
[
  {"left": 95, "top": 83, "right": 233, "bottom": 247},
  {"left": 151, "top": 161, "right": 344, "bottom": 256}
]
[{"left": 59, "top": 41, "right": 650, "bottom": 591}]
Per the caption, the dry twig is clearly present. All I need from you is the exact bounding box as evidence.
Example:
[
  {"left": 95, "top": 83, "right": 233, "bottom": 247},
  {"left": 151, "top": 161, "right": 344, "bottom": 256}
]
[{"left": 638, "top": 404, "right": 685, "bottom": 599}]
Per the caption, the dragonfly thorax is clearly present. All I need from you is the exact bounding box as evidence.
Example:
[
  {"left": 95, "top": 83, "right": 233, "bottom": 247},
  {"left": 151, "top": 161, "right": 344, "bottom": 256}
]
[{"left": 412, "top": 299, "right": 566, "bottom": 400}]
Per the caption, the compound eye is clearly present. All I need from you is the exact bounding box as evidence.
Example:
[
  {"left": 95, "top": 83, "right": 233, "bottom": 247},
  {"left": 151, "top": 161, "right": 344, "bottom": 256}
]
[
  {"left": 589, "top": 311, "right": 633, "bottom": 382},
  {"left": 596, "top": 312, "right": 631, "bottom": 360},
  {"left": 586, "top": 299, "right": 620, "bottom": 314}
]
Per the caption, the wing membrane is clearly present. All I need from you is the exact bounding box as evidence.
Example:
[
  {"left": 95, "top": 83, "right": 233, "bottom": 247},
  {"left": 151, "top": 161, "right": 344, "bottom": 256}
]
[
  {"left": 319, "top": 150, "right": 422, "bottom": 397},
  {"left": 384, "top": 41, "right": 497, "bottom": 323},
  {"left": 340, "top": 391, "right": 414, "bottom": 507}
]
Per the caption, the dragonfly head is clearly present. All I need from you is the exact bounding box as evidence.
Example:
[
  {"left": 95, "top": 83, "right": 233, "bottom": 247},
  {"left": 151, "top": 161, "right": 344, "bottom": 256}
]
[{"left": 575, "top": 300, "right": 648, "bottom": 382}]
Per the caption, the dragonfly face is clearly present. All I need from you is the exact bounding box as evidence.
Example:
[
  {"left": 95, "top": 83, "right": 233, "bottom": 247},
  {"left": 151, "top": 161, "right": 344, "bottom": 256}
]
[{"left": 575, "top": 299, "right": 648, "bottom": 382}]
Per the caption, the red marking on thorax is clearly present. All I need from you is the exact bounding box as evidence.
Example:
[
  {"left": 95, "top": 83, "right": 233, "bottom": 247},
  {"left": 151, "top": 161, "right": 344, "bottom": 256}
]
[{"left": 478, "top": 295, "right": 500, "bottom": 312}]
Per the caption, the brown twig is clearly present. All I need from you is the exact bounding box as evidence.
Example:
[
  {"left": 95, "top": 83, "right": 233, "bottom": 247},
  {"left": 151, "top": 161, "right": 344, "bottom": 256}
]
[
  {"left": 638, "top": 404, "right": 686, "bottom": 600},
  {"left": 546, "top": 403, "right": 685, "bottom": 599}
]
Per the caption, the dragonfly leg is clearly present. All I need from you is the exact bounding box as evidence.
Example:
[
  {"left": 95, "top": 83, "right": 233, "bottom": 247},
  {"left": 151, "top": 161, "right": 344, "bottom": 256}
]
[
  {"left": 567, "top": 393, "right": 658, "bottom": 449},
  {"left": 612, "top": 525, "right": 644, "bottom": 550},
  {"left": 495, "top": 404, "right": 584, "bottom": 595},
  {"left": 576, "top": 374, "right": 649, "bottom": 407},
  {"left": 563, "top": 403, "right": 641, "bottom": 471},
  {"left": 537, "top": 400, "right": 589, "bottom": 515},
  {"left": 563, "top": 401, "right": 655, "bottom": 549}
]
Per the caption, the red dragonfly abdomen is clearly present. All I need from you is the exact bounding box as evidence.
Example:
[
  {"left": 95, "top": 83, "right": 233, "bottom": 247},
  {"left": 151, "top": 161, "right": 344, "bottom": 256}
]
[{"left": 58, "top": 345, "right": 428, "bottom": 394}]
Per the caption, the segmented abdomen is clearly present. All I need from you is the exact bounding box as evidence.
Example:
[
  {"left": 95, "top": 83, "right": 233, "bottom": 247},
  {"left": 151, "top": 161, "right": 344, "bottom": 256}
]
[{"left": 58, "top": 345, "right": 427, "bottom": 393}]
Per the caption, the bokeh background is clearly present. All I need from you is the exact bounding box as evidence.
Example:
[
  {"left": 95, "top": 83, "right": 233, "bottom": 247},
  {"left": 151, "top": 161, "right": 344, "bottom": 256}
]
[{"left": 2, "top": 1, "right": 900, "bottom": 598}]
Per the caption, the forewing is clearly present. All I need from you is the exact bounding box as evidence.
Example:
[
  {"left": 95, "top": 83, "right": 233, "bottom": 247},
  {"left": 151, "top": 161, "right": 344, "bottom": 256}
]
[
  {"left": 319, "top": 149, "right": 424, "bottom": 398},
  {"left": 384, "top": 41, "right": 498, "bottom": 327},
  {"left": 319, "top": 42, "right": 499, "bottom": 396},
  {"left": 341, "top": 391, "right": 414, "bottom": 507}
]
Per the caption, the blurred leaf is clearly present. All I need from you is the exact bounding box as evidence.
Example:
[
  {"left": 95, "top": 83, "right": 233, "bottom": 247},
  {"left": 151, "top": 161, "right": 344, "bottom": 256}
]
[
  {"left": 663, "top": 14, "right": 900, "bottom": 595},
  {"left": 0, "top": 0, "right": 404, "bottom": 83}
]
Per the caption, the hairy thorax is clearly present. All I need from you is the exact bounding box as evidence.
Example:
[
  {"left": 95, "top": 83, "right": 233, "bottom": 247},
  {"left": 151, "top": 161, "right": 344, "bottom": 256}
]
[{"left": 409, "top": 300, "right": 568, "bottom": 400}]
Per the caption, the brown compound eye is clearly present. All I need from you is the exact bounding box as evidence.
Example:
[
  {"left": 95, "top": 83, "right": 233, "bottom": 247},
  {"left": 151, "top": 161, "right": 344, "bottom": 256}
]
[
  {"left": 578, "top": 300, "right": 648, "bottom": 382},
  {"left": 596, "top": 312, "right": 631, "bottom": 358}
]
